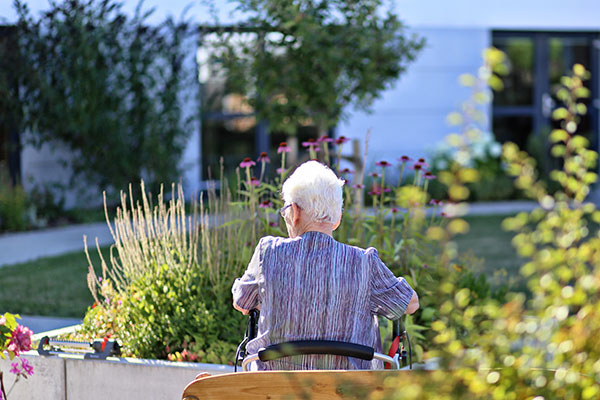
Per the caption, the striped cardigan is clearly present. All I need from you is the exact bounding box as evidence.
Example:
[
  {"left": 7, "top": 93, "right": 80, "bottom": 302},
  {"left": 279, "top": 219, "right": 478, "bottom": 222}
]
[{"left": 232, "top": 231, "right": 414, "bottom": 370}]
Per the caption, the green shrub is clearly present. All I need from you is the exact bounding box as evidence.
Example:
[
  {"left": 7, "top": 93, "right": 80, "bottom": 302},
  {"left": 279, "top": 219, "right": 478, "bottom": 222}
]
[
  {"left": 355, "top": 63, "right": 600, "bottom": 400},
  {"left": 12, "top": 0, "right": 192, "bottom": 199}
]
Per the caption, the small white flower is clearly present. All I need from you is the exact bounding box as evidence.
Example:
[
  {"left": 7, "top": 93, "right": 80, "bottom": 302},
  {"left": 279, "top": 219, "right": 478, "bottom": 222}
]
[{"left": 489, "top": 142, "right": 502, "bottom": 157}]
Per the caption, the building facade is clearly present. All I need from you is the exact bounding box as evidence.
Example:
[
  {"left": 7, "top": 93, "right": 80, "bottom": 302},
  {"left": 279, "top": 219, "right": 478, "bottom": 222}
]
[{"left": 1, "top": 0, "right": 599, "bottom": 205}]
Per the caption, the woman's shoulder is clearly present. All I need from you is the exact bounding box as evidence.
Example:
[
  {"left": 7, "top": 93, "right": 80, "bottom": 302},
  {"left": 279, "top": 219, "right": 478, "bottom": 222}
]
[
  {"left": 338, "top": 241, "right": 379, "bottom": 258},
  {"left": 258, "top": 235, "right": 300, "bottom": 248}
]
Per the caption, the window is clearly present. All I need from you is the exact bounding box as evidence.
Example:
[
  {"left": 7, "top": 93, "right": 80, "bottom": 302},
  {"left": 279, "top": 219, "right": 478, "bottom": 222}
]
[
  {"left": 492, "top": 31, "right": 599, "bottom": 158},
  {"left": 197, "top": 32, "right": 321, "bottom": 181}
]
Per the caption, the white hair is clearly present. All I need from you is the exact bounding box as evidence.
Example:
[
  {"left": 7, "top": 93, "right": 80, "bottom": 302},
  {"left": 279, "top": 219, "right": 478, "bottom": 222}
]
[{"left": 281, "top": 161, "right": 345, "bottom": 224}]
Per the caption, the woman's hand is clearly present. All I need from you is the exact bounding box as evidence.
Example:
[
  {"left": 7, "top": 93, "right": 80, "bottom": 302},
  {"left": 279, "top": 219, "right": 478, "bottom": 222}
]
[
  {"left": 233, "top": 300, "right": 261, "bottom": 315},
  {"left": 405, "top": 290, "right": 419, "bottom": 314}
]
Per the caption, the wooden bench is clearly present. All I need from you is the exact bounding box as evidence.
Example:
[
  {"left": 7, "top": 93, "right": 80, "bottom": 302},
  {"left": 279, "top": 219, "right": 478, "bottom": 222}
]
[{"left": 182, "top": 370, "right": 418, "bottom": 399}]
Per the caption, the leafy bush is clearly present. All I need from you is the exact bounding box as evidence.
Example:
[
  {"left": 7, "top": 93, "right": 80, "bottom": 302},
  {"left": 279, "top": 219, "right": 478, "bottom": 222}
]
[
  {"left": 347, "top": 63, "right": 600, "bottom": 399},
  {"left": 11, "top": 0, "right": 193, "bottom": 199}
]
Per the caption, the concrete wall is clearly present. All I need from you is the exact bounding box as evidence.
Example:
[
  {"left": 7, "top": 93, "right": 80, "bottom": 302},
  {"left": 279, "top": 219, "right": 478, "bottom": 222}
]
[{"left": 0, "top": 353, "right": 233, "bottom": 400}]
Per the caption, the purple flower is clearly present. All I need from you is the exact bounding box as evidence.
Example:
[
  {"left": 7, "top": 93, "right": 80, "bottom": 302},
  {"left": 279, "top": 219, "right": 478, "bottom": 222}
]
[
  {"left": 21, "top": 358, "right": 34, "bottom": 376},
  {"left": 269, "top": 222, "right": 278, "bottom": 227},
  {"left": 368, "top": 172, "right": 381, "bottom": 178},
  {"left": 277, "top": 142, "right": 291, "bottom": 154},
  {"left": 8, "top": 325, "right": 33, "bottom": 356},
  {"left": 416, "top": 158, "right": 430, "bottom": 168},
  {"left": 375, "top": 160, "right": 392, "bottom": 168},
  {"left": 424, "top": 171, "right": 436, "bottom": 180},
  {"left": 399, "top": 155, "right": 413, "bottom": 163},
  {"left": 429, "top": 199, "right": 443, "bottom": 206},
  {"left": 317, "top": 136, "right": 333, "bottom": 144},
  {"left": 302, "top": 139, "right": 319, "bottom": 148},
  {"left": 352, "top": 184, "right": 364, "bottom": 189},
  {"left": 276, "top": 167, "right": 287, "bottom": 174},
  {"left": 249, "top": 177, "right": 260, "bottom": 186},
  {"left": 410, "top": 164, "right": 423, "bottom": 171},
  {"left": 257, "top": 152, "right": 270, "bottom": 163},
  {"left": 259, "top": 200, "right": 273, "bottom": 208},
  {"left": 240, "top": 157, "right": 256, "bottom": 168},
  {"left": 98, "top": 277, "right": 102, "bottom": 283},
  {"left": 391, "top": 207, "right": 399, "bottom": 213},
  {"left": 10, "top": 361, "right": 21, "bottom": 375},
  {"left": 383, "top": 188, "right": 392, "bottom": 193},
  {"left": 368, "top": 189, "right": 381, "bottom": 196},
  {"left": 339, "top": 168, "right": 353, "bottom": 174},
  {"left": 335, "top": 136, "right": 350, "bottom": 145}
]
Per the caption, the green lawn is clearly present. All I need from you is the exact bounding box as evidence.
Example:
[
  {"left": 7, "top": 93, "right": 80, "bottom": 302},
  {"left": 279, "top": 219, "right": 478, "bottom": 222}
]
[
  {"left": 456, "top": 214, "right": 526, "bottom": 293},
  {"left": 0, "top": 246, "right": 110, "bottom": 318},
  {"left": 0, "top": 214, "right": 527, "bottom": 318}
]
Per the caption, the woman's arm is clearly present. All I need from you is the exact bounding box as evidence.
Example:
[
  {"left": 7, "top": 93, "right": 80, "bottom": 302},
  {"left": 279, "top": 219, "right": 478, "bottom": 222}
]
[{"left": 405, "top": 290, "right": 419, "bottom": 314}]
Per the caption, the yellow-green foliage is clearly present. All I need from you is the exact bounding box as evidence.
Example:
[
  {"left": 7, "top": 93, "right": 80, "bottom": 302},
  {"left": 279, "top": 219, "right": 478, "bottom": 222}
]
[{"left": 365, "top": 64, "right": 600, "bottom": 399}]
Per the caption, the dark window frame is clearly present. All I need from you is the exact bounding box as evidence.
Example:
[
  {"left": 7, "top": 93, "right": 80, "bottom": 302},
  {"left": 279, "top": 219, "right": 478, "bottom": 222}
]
[{"left": 492, "top": 30, "right": 600, "bottom": 161}]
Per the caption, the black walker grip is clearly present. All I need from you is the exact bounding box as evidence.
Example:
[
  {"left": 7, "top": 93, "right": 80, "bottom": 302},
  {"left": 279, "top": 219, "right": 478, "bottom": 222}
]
[{"left": 258, "top": 340, "right": 375, "bottom": 362}]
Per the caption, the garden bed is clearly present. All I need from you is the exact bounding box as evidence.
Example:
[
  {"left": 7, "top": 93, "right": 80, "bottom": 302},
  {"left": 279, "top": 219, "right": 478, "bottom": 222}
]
[{"left": 1, "top": 326, "right": 233, "bottom": 400}]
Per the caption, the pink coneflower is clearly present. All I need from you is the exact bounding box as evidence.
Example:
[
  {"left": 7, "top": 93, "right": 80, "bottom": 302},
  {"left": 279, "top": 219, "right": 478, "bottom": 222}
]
[
  {"left": 441, "top": 212, "right": 448, "bottom": 218},
  {"left": 429, "top": 199, "right": 443, "bottom": 206},
  {"left": 410, "top": 164, "right": 423, "bottom": 171},
  {"left": 368, "top": 188, "right": 381, "bottom": 196},
  {"left": 302, "top": 138, "right": 319, "bottom": 148},
  {"left": 339, "top": 168, "right": 353, "bottom": 174},
  {"left": 249, "top": 177, "right": 260, "bottom": 186},
  {"left": 240, "top": 157, "right": 256, "bottom": 168},
  {"left": 269, "top": 222, "right": 278, "bottom": 227},
  {"left": 257, "top": 152, "right": 270, "bottom": 163},
  {"left": 416, "top": 158, "right": 430, "bottom": 168},
  {"left": 391, "top": 207, "right": 400, "bottom": 213},
  {"left": 423, "top": 171, "right": 436, "bottom": 180},
  {"left": 375, "top": 160, "right": 392, "bottom": 168},
  {"left": 277, "top": 142, "right": 290, "bottom": 153},
  {"left": 382, "top": 188, "right": 392, "bottom": 193},
  {"left": 335, "top": 136, "right": 350, "bottom": 145},
  {"left": 317, "top": 136, "right": 333, "bottom": 144},
  {"left": 368, "top": 172, "right": 381, "bottom": 178},
  {"left": 399, "top": 155, "right": 412, "bottom": 162},
  {"left": 352, "top": 184, "right": 364, "bottom": 189},
  {"left": 276, "top": 167, "right": 286, "bottom": 175},
  {"left": 259, "top": 200, "right": 273, "bottom": 208}
]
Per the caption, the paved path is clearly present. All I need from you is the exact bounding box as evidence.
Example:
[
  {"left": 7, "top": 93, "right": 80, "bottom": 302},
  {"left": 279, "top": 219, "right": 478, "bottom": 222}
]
[
  {"left": 0, "top": 201, "right": 543, "bottom": 268},
  {"left": 0, "top": 222, "right": 113, "bottom": 267}
]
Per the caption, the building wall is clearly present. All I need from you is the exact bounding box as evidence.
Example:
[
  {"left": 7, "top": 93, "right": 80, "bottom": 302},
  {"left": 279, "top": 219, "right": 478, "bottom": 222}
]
[
  {"left": 340, "top": 27, "right": 490, "bottom": 167},
  {"left": 342, "top": 0, "right": 600, "bottom": 169}
]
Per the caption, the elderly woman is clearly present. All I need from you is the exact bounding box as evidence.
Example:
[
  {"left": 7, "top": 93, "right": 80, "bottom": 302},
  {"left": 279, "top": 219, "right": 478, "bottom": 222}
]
[{"left": 232, "top": 160, "right": 419, "bottom": 370}]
